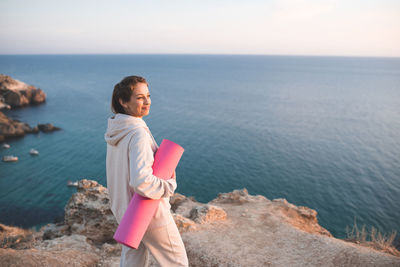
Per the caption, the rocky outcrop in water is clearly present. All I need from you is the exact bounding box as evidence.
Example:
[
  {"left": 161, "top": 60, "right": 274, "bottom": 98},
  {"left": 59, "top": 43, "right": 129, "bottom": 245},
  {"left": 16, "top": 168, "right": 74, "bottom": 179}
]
[
  {"left": 37, "top": 123, "right": 61, "bottom": 133},
  {"left": 0, "top": 74, "right": 46, "bottom": 108},
  {"left": 0, "top": 111, "right": 60, "bottom": 141},
  {"left": 0, "top": 180, "right": 399, "bottom": 267},
  {"left": 0, "top": 111, "right": 38, "bottom": 141},
  {"left": 0, "top": 75, "right": 60, "bottom": 141}
]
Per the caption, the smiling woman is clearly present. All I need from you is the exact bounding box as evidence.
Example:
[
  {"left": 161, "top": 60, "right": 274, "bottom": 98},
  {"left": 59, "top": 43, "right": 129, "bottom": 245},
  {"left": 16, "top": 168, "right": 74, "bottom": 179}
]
[
  {"left": 119, "top": 83, "right": 151, "bottom": 118},
  {"left": 105, "top": 75, "right": 188, "bottom": 266},
  {"left": 111, "top": 76, "right": 150, "bottom": 117}
]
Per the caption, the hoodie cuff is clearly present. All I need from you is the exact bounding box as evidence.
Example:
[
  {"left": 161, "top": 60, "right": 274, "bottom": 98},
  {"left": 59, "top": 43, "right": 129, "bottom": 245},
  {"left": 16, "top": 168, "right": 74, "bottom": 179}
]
[{"left": 166, "top": 178, "right": 177, "bottom": 194}]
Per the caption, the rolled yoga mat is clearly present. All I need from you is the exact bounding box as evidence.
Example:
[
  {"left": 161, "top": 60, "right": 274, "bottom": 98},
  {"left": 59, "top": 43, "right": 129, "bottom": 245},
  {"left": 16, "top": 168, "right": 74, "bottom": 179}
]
[{"left": 113, "top": 139, "right": 184, "bottom": 249}]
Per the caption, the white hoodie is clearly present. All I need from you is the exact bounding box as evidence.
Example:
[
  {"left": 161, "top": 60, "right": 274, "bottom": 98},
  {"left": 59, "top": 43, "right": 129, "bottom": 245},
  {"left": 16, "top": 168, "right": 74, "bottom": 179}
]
[{"left": 105, "top": 113, "right": 177, "bottom": 230}]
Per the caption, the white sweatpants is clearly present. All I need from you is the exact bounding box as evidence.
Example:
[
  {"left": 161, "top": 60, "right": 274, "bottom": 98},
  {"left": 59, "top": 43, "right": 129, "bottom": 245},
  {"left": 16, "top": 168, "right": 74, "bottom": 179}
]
[{"left": 120, "top": 217, "right": 188, "bottom": 267}]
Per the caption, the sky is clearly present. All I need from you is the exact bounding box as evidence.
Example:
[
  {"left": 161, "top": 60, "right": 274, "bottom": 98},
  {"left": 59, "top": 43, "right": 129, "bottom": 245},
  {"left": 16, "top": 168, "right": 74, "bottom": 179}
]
[{"left": 0, "top": 0, "right": 399, "bottom": 57}]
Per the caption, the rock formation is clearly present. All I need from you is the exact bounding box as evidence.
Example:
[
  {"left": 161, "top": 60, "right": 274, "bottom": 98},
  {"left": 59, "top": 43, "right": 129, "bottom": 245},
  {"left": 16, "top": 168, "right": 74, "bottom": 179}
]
[
  {"left": 0, "top": 111, "right": 60, "bottom": 141},
  {"left": 0, "top": 111, "right": 38, "bottom": 141},
  {"left": 0, "top": 75, "right": 60, "bottom": 141},
  {"left": 63, "top": 179, "right": 118, "bottom": 244},
  {"left": 37, "top": 123, "right": 61, "bottom": 133},
  {"left": 0, "top": 74, "right": 46, "bottom": 108},
  {"left": 0, "top": 180, "right": 399, "bottom": 267}
]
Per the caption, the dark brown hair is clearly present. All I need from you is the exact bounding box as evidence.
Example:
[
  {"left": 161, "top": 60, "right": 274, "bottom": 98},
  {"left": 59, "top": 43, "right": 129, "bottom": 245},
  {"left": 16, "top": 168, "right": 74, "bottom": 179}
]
[{"left": 111, "top": 75, "right": 148, "bottom": 114}]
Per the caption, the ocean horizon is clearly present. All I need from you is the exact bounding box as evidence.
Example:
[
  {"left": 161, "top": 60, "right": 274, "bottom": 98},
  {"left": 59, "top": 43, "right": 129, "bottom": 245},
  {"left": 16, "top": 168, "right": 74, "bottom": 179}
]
[
  {"left": 1, "top": 54, "right": 399, "bottom": 247},
  {"left": 2, "top": 53, "right": 400, "bottom": 59}
]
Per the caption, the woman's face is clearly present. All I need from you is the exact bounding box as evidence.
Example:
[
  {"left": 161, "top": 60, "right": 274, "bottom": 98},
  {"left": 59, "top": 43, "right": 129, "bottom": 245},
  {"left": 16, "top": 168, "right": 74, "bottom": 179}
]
[{"left": 119, "top": 82, "right": 151, "bottom": 118}]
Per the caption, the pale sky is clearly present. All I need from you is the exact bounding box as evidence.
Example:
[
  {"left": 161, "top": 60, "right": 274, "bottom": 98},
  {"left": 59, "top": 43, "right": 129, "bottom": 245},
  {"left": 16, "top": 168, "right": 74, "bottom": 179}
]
[{"left": 0, "top": 0, "right": 399, "bottom": 57}]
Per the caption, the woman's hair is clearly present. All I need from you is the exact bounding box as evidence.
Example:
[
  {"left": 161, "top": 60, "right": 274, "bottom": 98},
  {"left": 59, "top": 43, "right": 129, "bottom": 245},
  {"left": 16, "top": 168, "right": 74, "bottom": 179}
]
[{"left": 111, "top": 75, "right": 148, "bottom": 114}]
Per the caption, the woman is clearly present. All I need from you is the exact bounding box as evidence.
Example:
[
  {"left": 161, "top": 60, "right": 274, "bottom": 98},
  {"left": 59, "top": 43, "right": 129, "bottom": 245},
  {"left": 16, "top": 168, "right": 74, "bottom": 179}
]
[{"left": 105, "top": 76, "right": 188, "bottom": 267}]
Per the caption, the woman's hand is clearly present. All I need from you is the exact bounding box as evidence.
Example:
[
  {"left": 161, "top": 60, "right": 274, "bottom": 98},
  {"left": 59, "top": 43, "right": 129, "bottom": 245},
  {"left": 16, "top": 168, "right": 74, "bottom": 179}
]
[{"left": 172, "top": 170, "right": 176, "bottom": 179}]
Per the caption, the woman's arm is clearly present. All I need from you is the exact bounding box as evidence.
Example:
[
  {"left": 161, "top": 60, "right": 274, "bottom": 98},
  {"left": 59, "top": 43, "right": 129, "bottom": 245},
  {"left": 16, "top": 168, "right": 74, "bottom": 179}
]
[{"left": 128, "top": 128, "right": 177, "bottom": 199}]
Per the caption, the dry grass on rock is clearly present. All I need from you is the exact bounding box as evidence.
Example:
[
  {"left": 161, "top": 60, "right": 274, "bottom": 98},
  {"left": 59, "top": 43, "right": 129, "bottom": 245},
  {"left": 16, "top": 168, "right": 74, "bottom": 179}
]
[{"left": 345, "top": 221, "right": 399, "bottom": 257}]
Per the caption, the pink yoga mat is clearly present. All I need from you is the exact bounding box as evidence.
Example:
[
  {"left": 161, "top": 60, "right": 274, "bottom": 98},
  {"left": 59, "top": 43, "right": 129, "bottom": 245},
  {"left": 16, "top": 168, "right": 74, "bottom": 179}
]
[{"left": 113, "top": 139, "right": 184, "bottom": 249}]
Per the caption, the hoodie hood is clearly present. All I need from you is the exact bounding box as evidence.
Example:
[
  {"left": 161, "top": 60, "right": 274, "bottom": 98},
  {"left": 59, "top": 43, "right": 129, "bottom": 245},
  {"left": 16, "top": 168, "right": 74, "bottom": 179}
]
[{"left": 105, "top": 113, "right": 148, "bottom": 146}]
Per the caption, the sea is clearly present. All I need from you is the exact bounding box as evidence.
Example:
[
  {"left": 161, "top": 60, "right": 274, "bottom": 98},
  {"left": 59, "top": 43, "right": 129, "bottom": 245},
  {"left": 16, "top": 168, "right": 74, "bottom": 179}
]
[{"left": 0, "top": 55, "right": 399, "bottom": 247}]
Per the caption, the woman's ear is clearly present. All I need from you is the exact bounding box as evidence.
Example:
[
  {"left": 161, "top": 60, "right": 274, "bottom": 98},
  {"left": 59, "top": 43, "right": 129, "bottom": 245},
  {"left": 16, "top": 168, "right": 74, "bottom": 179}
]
[{"left": 119, "top": 98, "right": 127, "bottom": 109}]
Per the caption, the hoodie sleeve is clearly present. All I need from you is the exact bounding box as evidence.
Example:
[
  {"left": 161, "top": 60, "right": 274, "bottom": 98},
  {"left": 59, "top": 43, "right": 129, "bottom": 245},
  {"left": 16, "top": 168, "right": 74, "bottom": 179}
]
[{"left": 128, "top": 128, "right": 177, "bottom": 199}]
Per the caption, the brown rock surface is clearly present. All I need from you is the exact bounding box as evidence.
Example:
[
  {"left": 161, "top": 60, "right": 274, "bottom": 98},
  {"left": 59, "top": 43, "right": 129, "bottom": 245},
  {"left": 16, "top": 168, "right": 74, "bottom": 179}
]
[
  {"left": 0, "top": 111, "right": 36, "bottom": 141},
  {"left": 0, "top": 96, "right": 10, "bottom": 110},
  {"left": 180, "top": 189, "right": 400, "bottom": 266},
  {"left": 172, "top": 214, "right": 197, "bottom": 232},
  {"left": 0, "top": 74, "right": 46, "bottom": 108},
  {"left": 64, "top": 179, "right": 118, "bottom": 244},
  {"left": 37, "top": 123, "right": 61, "bottom": 133},
  {"left": 189, "top": 205, "right": 227, "bottom": 224},
  {"left": 1, "top": 181, "right": 399, "bottom": 267},
  {"left": 0, "top": 111, "right": 60, "bottom": 140},
  {"left": 0, "top": 224, "right": 36, "bottom": 249},
  {"left": 171, "top": 193, "right": 200, "bottom": 218},
  {"left": 0, "top": 75, "right": 62, "bottom": 141},
  {"left": 0, "top": 247, "right": 99, "bottom": 267},
  {"left": 270, "top": 198, "right": 332, "bottom": 236}
]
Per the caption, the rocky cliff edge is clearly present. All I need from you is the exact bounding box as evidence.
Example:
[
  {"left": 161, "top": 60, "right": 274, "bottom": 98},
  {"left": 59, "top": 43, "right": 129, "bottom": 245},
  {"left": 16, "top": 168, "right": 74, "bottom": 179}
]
[{"left": 0, "top": 179, "right": 399, "bottom": 267}]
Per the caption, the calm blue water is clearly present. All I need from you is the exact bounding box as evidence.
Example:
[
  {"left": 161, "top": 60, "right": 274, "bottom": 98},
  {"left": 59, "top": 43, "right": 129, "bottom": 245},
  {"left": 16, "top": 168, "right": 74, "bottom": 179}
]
[{"left": 0, "top": 55, "right": 399, "bottom": 247}]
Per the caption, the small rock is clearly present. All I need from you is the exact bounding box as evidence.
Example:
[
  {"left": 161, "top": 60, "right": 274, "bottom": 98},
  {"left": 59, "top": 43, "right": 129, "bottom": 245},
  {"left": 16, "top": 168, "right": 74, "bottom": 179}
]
[
  {"left": 78, "top": 179, "right": 99, "bottom": 190},
  {"left": 37, "top": 123, "right": 61, "bottom": 133},
  {"left": 170, "top": 193, "right": 188, "bottom": 212},
  {"left": 172, "top": 194, "right": 200, "bottom": 218},
  {"left": 211, "top": 188, "right": 261, "bottom": 205},
  {"left": 40, "top": 223, "right": 69, "bottom": 240},
  {"left": 189, "top": 205, "right": 227, "bottom": 224},
  {"left": 173, "top": 213, "right": 197, "bottom": 232}
]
